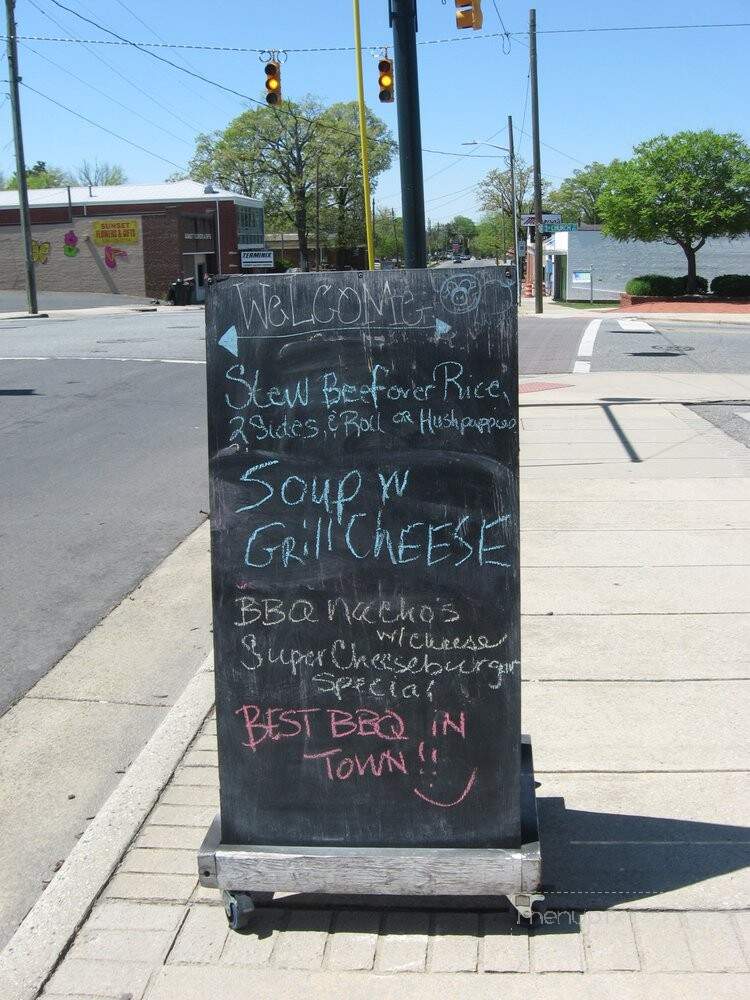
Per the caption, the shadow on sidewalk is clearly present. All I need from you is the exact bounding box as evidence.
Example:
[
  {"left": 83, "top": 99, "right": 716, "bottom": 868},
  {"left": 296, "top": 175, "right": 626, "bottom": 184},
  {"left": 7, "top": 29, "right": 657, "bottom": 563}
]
[
  {"left": 225, "top": 796, "right": 748, "bottom": 941},
  {"left": 538, "top": 795, "right": 750, "bottom": 911}
]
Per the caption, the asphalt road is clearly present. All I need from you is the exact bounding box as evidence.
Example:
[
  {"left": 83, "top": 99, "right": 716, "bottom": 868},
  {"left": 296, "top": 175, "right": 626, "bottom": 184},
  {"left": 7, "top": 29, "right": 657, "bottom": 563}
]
[
  {"left": 520, "top": 313, "right": 750, "bottom": 377},
  {"left": 0, "top": 309, "right": 208, "bottom": 715}
]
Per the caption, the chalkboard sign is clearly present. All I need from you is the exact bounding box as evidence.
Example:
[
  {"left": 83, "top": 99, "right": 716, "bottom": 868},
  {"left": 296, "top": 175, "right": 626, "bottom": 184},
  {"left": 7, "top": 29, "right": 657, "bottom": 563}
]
[{"left": 206, "top": 268, "right": 520, "bottom": 851}]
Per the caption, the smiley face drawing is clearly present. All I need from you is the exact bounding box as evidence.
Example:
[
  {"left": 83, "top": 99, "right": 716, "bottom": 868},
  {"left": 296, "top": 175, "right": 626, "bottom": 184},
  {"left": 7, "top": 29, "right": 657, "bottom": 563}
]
[{"left": 412, "top": 711, "right": 478, "bottom": 809}]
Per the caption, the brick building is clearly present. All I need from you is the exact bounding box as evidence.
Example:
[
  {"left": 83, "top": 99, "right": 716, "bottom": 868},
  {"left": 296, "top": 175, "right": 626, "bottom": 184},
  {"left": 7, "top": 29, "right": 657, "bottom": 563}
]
[{"left": 0, "top": 180, "right": 265, "bottom": 301}]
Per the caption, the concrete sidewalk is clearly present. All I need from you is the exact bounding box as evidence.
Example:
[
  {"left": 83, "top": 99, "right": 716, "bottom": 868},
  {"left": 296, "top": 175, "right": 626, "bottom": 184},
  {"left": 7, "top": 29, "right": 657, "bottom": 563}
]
[
  {"left": 2, "top": 371, "right": 749, "bottom": 999},
  {"left": 520, "top": 297, "right": 750, "bottom": 324}
]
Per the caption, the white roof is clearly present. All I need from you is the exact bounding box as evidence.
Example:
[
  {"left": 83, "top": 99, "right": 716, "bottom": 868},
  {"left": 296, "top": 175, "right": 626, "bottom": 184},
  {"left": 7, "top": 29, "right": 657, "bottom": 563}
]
[{"left": 0, "top": 180, "right": 262, "bottom": 210}]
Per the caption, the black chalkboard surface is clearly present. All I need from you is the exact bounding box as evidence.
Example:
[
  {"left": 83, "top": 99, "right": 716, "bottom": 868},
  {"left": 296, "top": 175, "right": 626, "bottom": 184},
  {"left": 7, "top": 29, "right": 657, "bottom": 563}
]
[{"left": 206, "top": 268, "right": 520, "bottom": 850}]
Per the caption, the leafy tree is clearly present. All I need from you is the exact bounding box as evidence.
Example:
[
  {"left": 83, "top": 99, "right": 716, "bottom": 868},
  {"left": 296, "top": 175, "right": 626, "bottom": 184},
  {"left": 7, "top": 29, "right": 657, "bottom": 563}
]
[
  {"left": 447, "top": 215, "right": 477, "bottom": 252},
  {"left": 6, "top": 160, "right": 72, "bottom": 189},
  {"left": 477, "top": 156, "right": 549, "bottom": 228},
  {"left": 373, "top": 208, "right": 403, "bottom": 262},
  {"left": 474, "top": 213, "right": 513, "bottom": 259},
  {"left": 77, "top": 160, "right": 127, "bottom": 186},
  {"left": 317, "top": 102, "right": 395, "bottom": 250},
  {"left": 185, "top": 97, "right": 394, "bottom": 270},
  {"left": 547, "top": 161, "right": 613, "bottom": 224},
  {"left": 599, "top": 130, "right": 750, "bottom": 293}
]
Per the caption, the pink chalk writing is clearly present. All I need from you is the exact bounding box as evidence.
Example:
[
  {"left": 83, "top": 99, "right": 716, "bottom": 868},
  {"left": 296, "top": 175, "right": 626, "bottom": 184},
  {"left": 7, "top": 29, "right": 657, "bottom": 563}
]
[
  {"left": 235, "top": 704, "right": 408, "bottom": 750},
  {"left": 303, "top": 747, "right": 408, "bottom": 781}
]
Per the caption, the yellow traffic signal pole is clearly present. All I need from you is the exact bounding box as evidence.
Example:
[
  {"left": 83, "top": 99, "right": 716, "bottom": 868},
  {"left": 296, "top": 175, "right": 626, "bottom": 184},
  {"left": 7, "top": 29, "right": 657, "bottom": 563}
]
[{"left": 352, "top": 0, "right": 375, "bottom": 270}]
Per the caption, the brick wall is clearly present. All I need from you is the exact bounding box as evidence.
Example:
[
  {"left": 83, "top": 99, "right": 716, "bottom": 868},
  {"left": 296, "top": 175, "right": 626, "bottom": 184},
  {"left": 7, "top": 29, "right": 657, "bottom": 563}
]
[
  {"left": 142, "top": 212, "right": 181, "bottom": 300},
  {"left": 0, "top": 216, "right": 146, "bottom": 295}
]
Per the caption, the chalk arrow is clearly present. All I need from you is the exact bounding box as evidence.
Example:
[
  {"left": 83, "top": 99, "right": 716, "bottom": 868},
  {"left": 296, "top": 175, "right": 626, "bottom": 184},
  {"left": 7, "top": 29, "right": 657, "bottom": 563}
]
[
  {"left": 218, "top": 325, "right": 239, "bottom": 357},
  {"left": 435, "top": 318, "right": 451, "bottom": 338}
]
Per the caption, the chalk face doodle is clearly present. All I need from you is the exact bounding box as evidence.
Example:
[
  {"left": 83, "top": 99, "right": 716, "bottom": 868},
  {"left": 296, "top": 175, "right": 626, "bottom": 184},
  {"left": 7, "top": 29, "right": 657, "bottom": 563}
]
[
  {"left": 439, "top": 272, "right": 482, "bottom": 314},
  {"left": 205, "top": 268, "right": 521, "bottom": 850}
]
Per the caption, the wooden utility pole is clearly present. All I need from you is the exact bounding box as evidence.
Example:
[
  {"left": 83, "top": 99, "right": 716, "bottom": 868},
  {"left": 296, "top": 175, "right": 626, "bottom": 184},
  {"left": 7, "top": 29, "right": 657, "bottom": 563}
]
[
  {"left": 529, "top": 8, "right": 544, "bottom": 314},
  {"left": 390, "top": 0, "right": 427, "bottom": 268},
  {"left": 507, "top": 114, "right": 521, "bottom": 304},
  {"left": 5, "top": 0, "right": 38, "bottom": 314}
]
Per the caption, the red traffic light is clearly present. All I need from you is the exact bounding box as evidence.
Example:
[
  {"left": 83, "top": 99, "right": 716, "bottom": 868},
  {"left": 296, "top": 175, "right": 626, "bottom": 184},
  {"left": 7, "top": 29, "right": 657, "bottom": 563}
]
[
  {"left": 265, "top": 60, "right": 282, "bottom": 105},
  {"left": 378, "top": 57, "right": 394, "bottom": 103}
]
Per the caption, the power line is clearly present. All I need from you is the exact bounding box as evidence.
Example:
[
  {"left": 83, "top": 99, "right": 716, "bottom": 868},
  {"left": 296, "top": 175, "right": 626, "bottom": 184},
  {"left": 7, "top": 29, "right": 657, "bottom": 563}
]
[
  {"left": 19, "top": 41, "right": 192, "bottom": 146},
  {"left": 35, "top": 1, "right": 517, "bottom": 160},
  {"left": 27, "top": 0, "right": 202, "bottom": 132},
  {"left": 7, "top": 20, "right": 749, "bottom": 53},
  {"left": 21, "top": 81, "right": 184, "bottom": 170},
  {"left": 518, "top": 129, "right": 587, "bottom": 166},
  {"left": 491, "top": 1, "right": 511, "bottom": 54},
  {"left": 529, "top": 21, "right": 750, "bottom": 36},
  {"left": 109, "top": 0, "right": 235, "bottom": 115}
]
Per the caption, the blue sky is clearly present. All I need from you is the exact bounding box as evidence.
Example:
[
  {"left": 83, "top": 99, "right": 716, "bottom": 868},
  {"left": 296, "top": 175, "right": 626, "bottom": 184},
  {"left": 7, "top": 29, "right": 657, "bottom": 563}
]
[{"left": 4, "top": 0, "right": 750, "bottom": 221}]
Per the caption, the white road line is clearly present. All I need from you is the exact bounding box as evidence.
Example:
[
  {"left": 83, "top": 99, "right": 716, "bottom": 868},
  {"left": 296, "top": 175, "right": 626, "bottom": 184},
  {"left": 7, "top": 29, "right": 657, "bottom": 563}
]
[
  {"left": 576, "top": 318, "right": 602, "bottom": 357},
  {"left": 571, "top": 317, "right": 602, "bottom": 373},
  {"left": 736, "top": 412, "right": 750, "bottom": 423},
  {"left": 0, "top": 356, "right": 205, "bottom": 364},
  {"left": 618, "top": 318, "right": 655, "bottom": 332}
]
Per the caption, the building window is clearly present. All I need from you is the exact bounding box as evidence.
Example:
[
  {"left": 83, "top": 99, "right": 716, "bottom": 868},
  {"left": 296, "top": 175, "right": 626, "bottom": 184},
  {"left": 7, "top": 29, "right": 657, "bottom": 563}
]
[{"left": 237, "top": 205, "right": 264, "bottom": 248}]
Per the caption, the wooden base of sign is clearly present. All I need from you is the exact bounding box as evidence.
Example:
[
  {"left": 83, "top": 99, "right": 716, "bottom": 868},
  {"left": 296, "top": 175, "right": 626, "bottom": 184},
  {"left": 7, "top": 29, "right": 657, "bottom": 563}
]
[{"left": 198, "top": 736, "right": 543, "bottom": 925}]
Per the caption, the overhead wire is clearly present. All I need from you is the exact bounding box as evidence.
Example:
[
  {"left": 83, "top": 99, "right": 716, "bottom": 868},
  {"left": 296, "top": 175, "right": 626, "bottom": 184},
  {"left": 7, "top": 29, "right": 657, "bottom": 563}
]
[
  {"left": 7, "top": 20, "right": 749, "bottom": 53},
  {"left": 20, "top": 81, "right": 184, "bottom": 170},
  {"left": 109, "top": 0, "right": 237, "bottom": 115},
  {"left": 19, "top": 41, "right": 193, "bottom": 145},
  {"left": 26, "top": 0, "right": 202, "bottom": 131},
  {"left": 37, "top": 0, "right": 519, "bottom": 160}
]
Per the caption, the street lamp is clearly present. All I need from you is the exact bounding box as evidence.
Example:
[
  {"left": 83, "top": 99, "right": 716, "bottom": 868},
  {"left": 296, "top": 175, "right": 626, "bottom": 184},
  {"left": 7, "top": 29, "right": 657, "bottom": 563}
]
[{"left": 462, "top": 125, "right": 521, "bottom": 305}]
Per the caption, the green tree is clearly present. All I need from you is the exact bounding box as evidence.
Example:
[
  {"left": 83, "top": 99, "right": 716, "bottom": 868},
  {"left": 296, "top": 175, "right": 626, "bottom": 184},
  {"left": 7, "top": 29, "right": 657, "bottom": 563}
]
[
  {"left": 599, "top": 130, "right": 750, "bottom": 292},
  {"left": 76, "top": 160, "right": 127, "bottom": 187},
  {"left": 373, "top": 208, "right": 402, "bottom": 262},
  {"left": 185, "top": 97, "right": 394, "bottom": 270},
  {"left": 477, "top": 156, "right": 548, "bottom": 228},
  {"left": 317, "top": 102, "right": 395, "bottom": 251},
  {"left": 447, "top": 215, "right": 477, "bottom": 252},
  {"left": 6, "top": 160, "right": 72, "bottom": 189},
  {"left": 547, "top": 161, "right": 613, "bottom": 224},
  {"left": 474, "top": 213, "right": 513, "bottom": 260}
]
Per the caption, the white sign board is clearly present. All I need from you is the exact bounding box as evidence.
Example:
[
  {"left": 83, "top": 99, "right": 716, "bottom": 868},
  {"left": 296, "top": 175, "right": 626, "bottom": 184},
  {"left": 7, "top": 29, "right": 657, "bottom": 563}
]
[
  {"left": 571, "top": 270, "right": 592, "bottom": 284},
  {"left": 241, "top": 249, "right": 274, "bottom": 268},
  {"left": 520, "top": 212, "right": 561, "bottom": 227}
]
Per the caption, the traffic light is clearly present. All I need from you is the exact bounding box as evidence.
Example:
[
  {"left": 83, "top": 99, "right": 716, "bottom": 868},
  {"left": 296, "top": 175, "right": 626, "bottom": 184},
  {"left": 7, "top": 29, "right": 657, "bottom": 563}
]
[
  {"left": 455, "top": 0, "right": 483, "bottom": 30},
  {"left": 264, "top": 60, "right": 282, "bottom": 105},
  {"left": 378, "top": 57, "right": 394, "bottom": 103}
]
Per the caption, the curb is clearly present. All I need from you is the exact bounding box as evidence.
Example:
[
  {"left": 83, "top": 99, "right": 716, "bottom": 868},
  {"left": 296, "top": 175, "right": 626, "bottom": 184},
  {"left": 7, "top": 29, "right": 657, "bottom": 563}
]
[{"left": 0, "top": 655, "right": 215, "bottom": 1000}]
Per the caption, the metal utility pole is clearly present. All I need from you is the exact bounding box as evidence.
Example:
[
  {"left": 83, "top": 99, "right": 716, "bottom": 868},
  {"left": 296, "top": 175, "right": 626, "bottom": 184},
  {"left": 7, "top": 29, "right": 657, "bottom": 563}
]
[
  {"left": 507, "top": 114, "right": 521, "bottom": 305},
  {"left": 390, "top": 0, "right": 426, "bottom": 268},
  {"left": 529, "top": 8, "right": 544, "bottom": 313},
  {"left": 5, "top": 0, "right": 38, "bottom": 315}
]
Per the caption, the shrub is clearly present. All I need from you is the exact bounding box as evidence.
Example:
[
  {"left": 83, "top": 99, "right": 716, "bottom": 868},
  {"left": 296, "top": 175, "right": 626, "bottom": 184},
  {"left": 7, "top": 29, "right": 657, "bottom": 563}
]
[
  {"left": 625, "top": 274, "right": 707, "bottom": 296},
  {"left": 710, "top": 274, "right": 750, "bottom": 297},
  {"left": 625, "top": 275, "right": 675, "bottom": 296}
]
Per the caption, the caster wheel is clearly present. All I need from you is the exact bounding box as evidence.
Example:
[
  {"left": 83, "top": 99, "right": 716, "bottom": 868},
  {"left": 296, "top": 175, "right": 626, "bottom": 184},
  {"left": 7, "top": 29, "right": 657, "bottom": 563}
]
[{"left": 222, "top": 890, "right": 255, "bottom": 931}]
